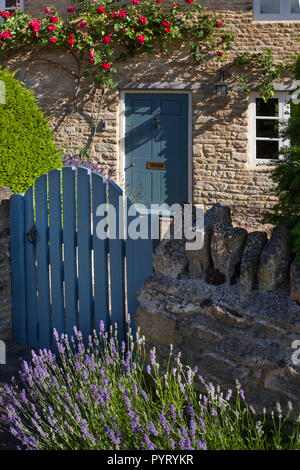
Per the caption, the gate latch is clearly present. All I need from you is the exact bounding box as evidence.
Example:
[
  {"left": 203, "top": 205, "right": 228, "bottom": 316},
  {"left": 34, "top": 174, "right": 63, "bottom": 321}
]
[{"left": 26, "top": 226, "right": 38, "bottom": 244}]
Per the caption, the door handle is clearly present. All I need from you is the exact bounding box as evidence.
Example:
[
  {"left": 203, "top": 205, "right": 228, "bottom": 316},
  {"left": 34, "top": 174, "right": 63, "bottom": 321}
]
[{"left": 125, "top": 162, "right": 135, "bottom": 171}]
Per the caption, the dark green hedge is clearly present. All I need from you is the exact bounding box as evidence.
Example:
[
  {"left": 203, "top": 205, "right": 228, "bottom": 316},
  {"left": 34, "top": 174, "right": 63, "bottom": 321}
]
[{"left": 0, "top": 68, "right": 62, "bottom": 193}]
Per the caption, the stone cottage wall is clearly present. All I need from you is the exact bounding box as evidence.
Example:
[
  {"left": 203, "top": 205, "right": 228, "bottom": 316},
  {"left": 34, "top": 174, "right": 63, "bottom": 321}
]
[
  {"left": 4, "top": 0, "right": 300, "bottom": 227},
  {"left": 0, "top": 188, "right": 12, "bottom": 343}
]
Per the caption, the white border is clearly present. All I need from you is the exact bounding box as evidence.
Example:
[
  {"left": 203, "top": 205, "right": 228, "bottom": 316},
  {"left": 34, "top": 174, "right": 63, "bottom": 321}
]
[
  {"left": 249, "top": 92, "right": 290, "bottom": 166},
  {"left": 119, "top": 89, "right": 193, "bottom": 203},
  {"left": 253, "top": 0, "right": 300, "bottom": 21}
]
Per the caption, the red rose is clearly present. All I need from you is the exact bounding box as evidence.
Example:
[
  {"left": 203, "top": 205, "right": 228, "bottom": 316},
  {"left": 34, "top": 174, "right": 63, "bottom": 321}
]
[
  {"left": 67, "top": 38, "right": 76, "bottom": 46},
  {"left": 67, "top": 6, "right": 75, "bottom": 12},
  {"left": 119, "top": 11, "right": 127, "bottom": 18},
  {"left": 50, "top": 16, "right": 59, "bottom": 23},
  {"left": 165, "top": 27, "right": 171, "bottom": 33},
  {"left": 28, "top": 20, "right": 40, "bottom": 33},
  {"left": 45, "top": 7, "right": 51, "bottom": 14},
  {"left": 216, "top": 22, "right": 223, "bottom": 28},
  {"left": 49, "top": 37, "right": 57, "bottom": 43},
  {"left": 132, "top": 0, "right": 139, "bottom": 4},
  {"left": 97, "top": 6, "right": 105, "bottom": 14},
  {"left": 1, "top": 11, "right": 10, "bottom": 19},
  {"left": 48, "top": 25, "right": 56, "bottom": 31},
  {"left": 2, "top": 31, "right": 12, "bottom": 39},
  {"left": 102, "top": 35, "right": 111, "bottom": 44},
  {"left": 89, "top": 50, "right": 95, "bottom": 57},
  {"left": 10, "top": 12, "right": 14, "bottom": 17},
  {"left": 185, "top": 0, "right": 194, "bottom": 3},
  {"left": 161, "top": 21, "right": 170, "bottom": 28},
  {"left": 89, "top": 58, "right": 95, "bottom": 64},
  {"left": 111, "top": 11, "right": 118, "bottom": 18},
  {"left": 157, "top": 0, "right": 163, "bottom": 3},
  {"left": 69, "top": 34, "right": 74, "bottom": 39},
  {"left": 101, "top": 63, "right": 111, "bottom": 70},
  {"left": 78, "top": 21, "right": 87, "bottom": 28},
  {"left": 137, "top": 34, "right": 145, "bottom": 45},
  {"left": 217, "top": 51, "right": 223, "bottom": 57},
  {"left": 138, "top": 17, "right": 147, "bottom": 25}
]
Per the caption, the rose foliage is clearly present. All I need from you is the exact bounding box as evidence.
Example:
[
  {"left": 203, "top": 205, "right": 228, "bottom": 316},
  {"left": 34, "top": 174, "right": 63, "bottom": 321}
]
[{"left": 0, "top": 0, "right": 235, "bottom": 87}]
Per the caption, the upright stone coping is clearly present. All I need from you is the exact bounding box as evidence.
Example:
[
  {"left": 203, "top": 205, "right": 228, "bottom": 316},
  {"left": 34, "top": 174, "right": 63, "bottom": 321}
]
[
  {"left": 210, "top": 224, "right": 247, "bottom": 284},
  {"left": 240, "top": 231, "right": 268, "bottom": 297},
  {"left": 187, "top": 203, "right": 232, "bottom": 280},
  {"left": 184, "top": 204, "right": 297, "bottom": 299},
  {"left": 135, "top": 273, "right": 300, "bottom": 413},
  {"left": 153, "top": 238, "right": 188, "bottom": 279},
  {"left": 0, "top": 187, "right": 13, "bottom": 343},
  {"left": 258, "top": 226, "right": 293, "bottom": 291}
]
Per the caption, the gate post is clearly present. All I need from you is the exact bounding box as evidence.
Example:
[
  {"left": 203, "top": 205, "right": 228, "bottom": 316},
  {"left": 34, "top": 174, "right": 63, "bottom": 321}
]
[
  {"left": 10, "top": 194, "right": 27, "bottom": 346},
  {"left": 0, "top": 187, "right": 13, "bottom": 343}
]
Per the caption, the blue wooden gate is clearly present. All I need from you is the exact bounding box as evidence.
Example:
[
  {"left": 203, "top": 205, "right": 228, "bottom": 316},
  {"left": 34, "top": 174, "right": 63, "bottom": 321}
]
[{"left": 10, "top": 167, "right": 153, "bottom": 349}]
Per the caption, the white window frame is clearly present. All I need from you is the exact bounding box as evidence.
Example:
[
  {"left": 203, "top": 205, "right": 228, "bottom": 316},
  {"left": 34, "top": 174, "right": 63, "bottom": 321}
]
[
  {"left": 254, "top": 0, "right": 300, "bottom": 21},
  {"left": 0, "top": 1, "right": 24, "bottom": 12},
  {"left": 249, "top": 92, "right": 290, "bottom": 166}
]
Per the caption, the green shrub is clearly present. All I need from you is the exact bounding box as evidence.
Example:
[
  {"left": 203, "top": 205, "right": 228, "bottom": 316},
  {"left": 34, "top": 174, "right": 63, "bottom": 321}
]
[
  {"left": 0, "top": 67, "right": 62, "bottom": 193},
  {"left": 263, "top": 57, "right": 300, "bottom": 262}
]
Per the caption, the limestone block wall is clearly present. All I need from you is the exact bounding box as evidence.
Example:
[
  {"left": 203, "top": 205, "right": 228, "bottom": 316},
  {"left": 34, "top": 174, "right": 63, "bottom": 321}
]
[
  {"left": 24, "top": 0, "right": 69, "bottom": 17},
  {"left": 0, "top": 188, "right": 12, "bottom": 343},
  {"left": 4, "top": 0, "right": 300, "bottom": 227}
]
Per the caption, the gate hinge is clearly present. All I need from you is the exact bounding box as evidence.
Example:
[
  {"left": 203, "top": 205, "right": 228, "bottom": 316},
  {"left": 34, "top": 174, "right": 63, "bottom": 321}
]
[{"left": 26, "top": 226, "right": 38, "bottom": 244}]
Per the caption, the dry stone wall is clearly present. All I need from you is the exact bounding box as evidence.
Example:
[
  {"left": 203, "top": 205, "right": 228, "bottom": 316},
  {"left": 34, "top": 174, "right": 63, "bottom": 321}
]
[{"left": 136, "top": 204, "right": 300, "bottom": 412}]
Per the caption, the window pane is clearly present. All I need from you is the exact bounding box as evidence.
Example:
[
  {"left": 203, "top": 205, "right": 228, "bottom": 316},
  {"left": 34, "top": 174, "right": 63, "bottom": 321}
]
[
  {"left": 256, "top": 98, "right": 279, "bottom": 117},
  {"left": 256, "top": 119, "right": 279, "bottom": 138},
  {"left": 291, "top": 0, "right": 300, "bottom": 13},
  {"left": 5, "top": 0, "right": 17, "bottom": 7},
  {"left": 256, "top": 140, "right": 279, "bottom": 159},
  {"left": 260, "top": 0, "right": 280, "bottom": 14}
]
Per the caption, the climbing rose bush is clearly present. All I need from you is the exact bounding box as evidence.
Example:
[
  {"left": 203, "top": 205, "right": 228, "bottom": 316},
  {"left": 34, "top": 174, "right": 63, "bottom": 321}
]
[
  {"left": 0, "top": 0, "right": 234, "bottom": 87},
  {"left": 0, "top": 319, "right": 299, "bottom": 450}
]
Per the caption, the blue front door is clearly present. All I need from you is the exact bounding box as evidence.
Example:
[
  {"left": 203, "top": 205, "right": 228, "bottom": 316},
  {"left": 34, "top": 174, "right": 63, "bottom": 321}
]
[{"left": 125, "top": 93, "right": 189, "bottom": 208}]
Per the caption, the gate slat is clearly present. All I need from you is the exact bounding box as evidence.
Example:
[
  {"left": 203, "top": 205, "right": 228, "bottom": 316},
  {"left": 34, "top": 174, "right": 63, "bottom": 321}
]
[
  {"left": 77, "top": 168, "right": 93, "bottom": 338},
  {"left": 126, "top": 202, "right": 153, "bottom": 338},
  {"left": 35, "top": 174, "right": 51, "bottom": 349},
  {"left": 10, "top": 194, "right": 27, "bottom": 346},
  {"left": 92, "top": 172, "right": 109, "bottom": 332},
  {"left": 108, "top": 181, "right": 125, "bottom": 340},
  {"left": 62, "top": 167, "right": 78, "bottom": 336},
  {"left": 24, "top": 187, "right": 38, "bottom": 347},
  {"left": 49, "top": 170, "right": 64, "bottom": 337}
]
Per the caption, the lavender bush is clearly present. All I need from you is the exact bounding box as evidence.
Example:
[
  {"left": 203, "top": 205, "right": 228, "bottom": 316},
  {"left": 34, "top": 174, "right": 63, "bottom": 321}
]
[
  {"left": 0, "top": 320, "right": 299, "bottom": 450},
  {"left": 63, "top": 153, "right": 107, "bottom": 178}
]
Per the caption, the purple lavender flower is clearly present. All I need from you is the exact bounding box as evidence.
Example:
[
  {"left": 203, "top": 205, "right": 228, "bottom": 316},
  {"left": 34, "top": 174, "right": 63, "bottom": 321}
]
[
  {"left": 199, "top": 417, "right": 206, "bottom": 434},
  {"left": 148, "top": 421, "right": 159, "bottom": 437},
  {"left": 169, "top": 403, "right": 176, "bottom": 420}
]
